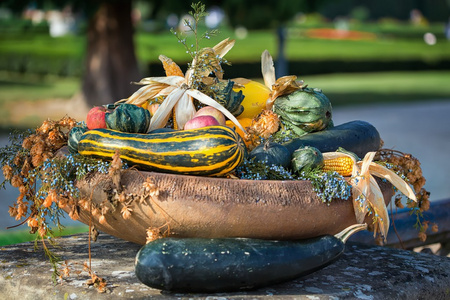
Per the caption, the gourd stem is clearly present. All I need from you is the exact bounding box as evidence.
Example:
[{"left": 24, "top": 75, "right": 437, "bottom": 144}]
[{"left": 335, "top": 223, "right": 368, "bottom": 243}]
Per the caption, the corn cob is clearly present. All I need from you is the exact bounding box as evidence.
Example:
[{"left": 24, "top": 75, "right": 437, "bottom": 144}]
[
  {"left": 322, "top": 156, "right": 354, "bottom": 176},
  {"left": 160, "top": 55, "right": 184, "bottom": 77},
  {"left": 159, "top": 55, "right": 183, "bottom": 129}
]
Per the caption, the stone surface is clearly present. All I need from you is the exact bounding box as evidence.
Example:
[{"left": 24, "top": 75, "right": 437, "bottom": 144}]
[{"left": 1, "top": 233, "right": 450, "bottom": 299}]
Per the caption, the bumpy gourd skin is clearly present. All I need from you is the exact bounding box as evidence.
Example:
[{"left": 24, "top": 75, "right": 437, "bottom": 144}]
[
  {"left": 105, "top": 103, "right": 151, "bottom": 133},
  {"left": 273, "top": 87, "right": 333, "bottom": 137},
  {"left": 291, "top": 146, "right": 324, "bottom": 173},
  {"left": 203, "top": 79, "right": 245, "bottom": 117},
  {"left": 135, "top": 236, "right": 344, "bottom": 292}
]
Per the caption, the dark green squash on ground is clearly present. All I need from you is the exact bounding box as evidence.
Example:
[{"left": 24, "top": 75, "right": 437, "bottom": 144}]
[{"left": 135, "top": 224, "right": 367, "bottom": 292}]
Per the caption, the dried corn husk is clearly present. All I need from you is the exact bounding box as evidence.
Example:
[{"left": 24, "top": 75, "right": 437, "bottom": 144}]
[
  {"left": 261, "top": 50, "right": 304, "bottom": 109},
  {"left": 321, "top": 150, "right": 417, "bottom": 240},
  {"left": 119, "top": 38, "right": 246, "bottom": 132}
]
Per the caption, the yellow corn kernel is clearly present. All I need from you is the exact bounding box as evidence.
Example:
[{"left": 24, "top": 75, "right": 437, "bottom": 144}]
[
  {"left": 173, "top": 109, "right": 178, "bottom": 130},
  {"left": 322, "top": 156, "right": 354, "bottom": 176},
  {"left": 160, "top": 55, "right": 184, "bottom": 77}
]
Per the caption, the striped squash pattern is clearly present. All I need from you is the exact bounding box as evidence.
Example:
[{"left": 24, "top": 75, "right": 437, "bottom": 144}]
[{"left": 78, "top": 126, "right": 246, "bottom": 176}]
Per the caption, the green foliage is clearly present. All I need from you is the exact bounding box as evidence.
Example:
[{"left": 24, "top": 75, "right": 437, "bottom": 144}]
[
  {"left": 0, "top": 129, "right": 32, "bottom": 189},
  {"left": 169, "top": 1, "right": 228, "bottom": 91},
  {"left": 0, "top": 20, "right": 449, "bottom": 77},
  {"left": 221, "top": 0, "right": 307, "bottom": 29},
  {"left": 0, "top": 225, "right": 88, "bottom": 246},
  {"left": 297, "top": 169, "right": 352, "bottom": 204},
  {"left": 236, "top": 158, "right": 352, "bottom": 204},
  {"left": 0, "top": 128, "right": 123, "bottom": 233},
  {"left": 170, "top": 2, "right": 219, "bottom": 60},
  {"left": 236, "top": 158, "right": 294, "bottom": 180}
]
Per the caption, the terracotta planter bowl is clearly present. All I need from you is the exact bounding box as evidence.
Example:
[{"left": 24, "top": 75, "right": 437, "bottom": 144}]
[{"left": 65, "top": 170, "right": 393, "bottom": 245}]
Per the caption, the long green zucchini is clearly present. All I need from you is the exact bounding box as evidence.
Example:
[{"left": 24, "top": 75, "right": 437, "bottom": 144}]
[
  {"left": 78, "top": 126, "right": 246, "bottom": 176},
  {"left": 283, "top": 120, "right": 381, "bottom": 159},
  {"left": 135, "top": 224, "right": 367, "bottom": 292}
]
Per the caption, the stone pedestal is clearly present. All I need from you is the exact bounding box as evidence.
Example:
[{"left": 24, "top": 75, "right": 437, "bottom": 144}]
[{"left": 1, "top": 233, "right": 449, "bottom": 299}]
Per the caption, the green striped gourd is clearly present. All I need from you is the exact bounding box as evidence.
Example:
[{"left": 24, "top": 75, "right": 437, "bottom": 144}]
[{"left": 78, "top": 126, "right": 246, "bottom": 176}]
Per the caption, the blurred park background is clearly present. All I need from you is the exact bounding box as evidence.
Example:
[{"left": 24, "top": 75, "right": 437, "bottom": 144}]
[{"left": 0, "top": 0, "right": 449, "bottom": 244}]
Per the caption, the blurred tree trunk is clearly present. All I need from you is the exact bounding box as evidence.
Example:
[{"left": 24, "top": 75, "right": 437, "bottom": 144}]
[
  {"left": 275, "top": 26, "right": 288, "bottom": 78},
  {"left": 82, "top": 1, "right": 140, "bottom": 107}
]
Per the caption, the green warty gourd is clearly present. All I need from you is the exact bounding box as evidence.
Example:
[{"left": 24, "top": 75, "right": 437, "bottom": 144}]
[
  {"left": 200, "top": 79, "right": 245, "bottom": 117},
  {"left": 273, "top": 87, "right": 333, "bottom": 137}
]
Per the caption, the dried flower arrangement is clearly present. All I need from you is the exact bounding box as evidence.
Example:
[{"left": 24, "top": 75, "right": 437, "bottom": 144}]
[{"left": 0, "top": 2, "right": 435, "bottom": 292}]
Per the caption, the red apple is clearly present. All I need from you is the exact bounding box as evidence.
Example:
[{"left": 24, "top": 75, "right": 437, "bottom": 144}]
[
  {"left": 148, "top": 103, "right": 160, "bottom": 116},
  {"left": 184, "top": 115, "right": 220, "bottom": 130},
  {"left": 194, "top": 106, "right": 226, "bottom": 125},
  {"left": 86, "top": 106, "right": 108, "bottom": 130}
]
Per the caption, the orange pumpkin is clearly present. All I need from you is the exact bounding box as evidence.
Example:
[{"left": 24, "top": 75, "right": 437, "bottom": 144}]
[{"left": 226, "top": 118, "right": 252, "bottom": 148}]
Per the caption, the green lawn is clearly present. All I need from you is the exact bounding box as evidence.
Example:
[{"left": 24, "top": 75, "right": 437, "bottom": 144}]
[
  {"left": 136, "top": 28, "right": 450, "bottom": 63},
  {"left": 0, "top": 33, "right": 85, "bottom": 58},
  {"left": 0, "top": 71, "right": 81, "bottom": 130},
  {"left": 0, "top": 70, "right": 448, "bottom": 130},
  {"left": 0, "top": 225, "right": 89, "bottom": 246},
  {"left": 0, "top": 71, "right": 80, "bottom": 103},
  {"left": 1, "top": 26, "right": 449, "bottom": 66},
  {"left": 304, "top": 70, "right": 450, "bottom": 105}
]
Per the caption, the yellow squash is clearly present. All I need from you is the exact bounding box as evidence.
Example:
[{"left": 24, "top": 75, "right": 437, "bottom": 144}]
[{"left": 232, "top": 78, "right": 271, "bottom": 119}]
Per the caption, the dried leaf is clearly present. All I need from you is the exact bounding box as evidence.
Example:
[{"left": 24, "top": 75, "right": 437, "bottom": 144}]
[
  {"left": 231, "top": 77, "right": 251, "bottom": 88},
  {"left": 261, "top": 50, "right": 276, "bottom": 89},
  {"left": 212, "top": 38, "right": 235, "bottom": 58},
  {"left": 368, "top": 175, "right": 390, "bottom": 239},
  {"left": 109, "top": 150, "right": 122, "bottom": 190},
  {"left": 366, "top": 162, "right": 417, "bottom": 201},
  {"left": 149, "top": 87, "right": 186, "bottom": 130},
  {"left": 269, "top": 75, "right": 303, "bottom": 106},
  {"left": 98, "top": 215, "right": 107, "bottom": 225},
  {"left": 192, "top": 47, "right": 224, "bottom": 80},
  {"left": 186, "top": 89, "right": 246, "bottom": 133},
  {"left": 361, "top": 152, "right": 376, "bottom": 175},
  {"left": 121, "top": 205, "right": 133, "bottom": 220},
  {"left": 69, "top": 206, "right": 79, "bottom": 221},
  {"left": 351, "top": 185, "right": 368, "bottom": 224},
  {"left": 120, "top": 83, "right": 167, "bottom": 105},
  {"left": 133, "top": 76, "right": 185, "bottom": 86},
  {"left": 174, "top": 92, "right": 196, "bottom": 129},
  {"left": 90, "top": 226, "right": 99, "bottom": 241}
]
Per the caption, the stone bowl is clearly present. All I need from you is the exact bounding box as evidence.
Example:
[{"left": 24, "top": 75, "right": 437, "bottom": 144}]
[{"left": 64, "top": 170, "right": 393, "bottom": 245}]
